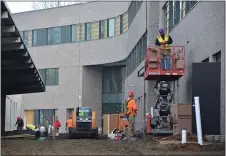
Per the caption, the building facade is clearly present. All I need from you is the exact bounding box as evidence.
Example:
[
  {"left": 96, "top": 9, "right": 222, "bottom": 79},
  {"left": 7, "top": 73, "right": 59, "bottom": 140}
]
[
  {"left": 12, "top": 1, "right": 225, "bottom": 140},
  {"left": 5, "top": 95, "right": 23, "bottom": 131}
]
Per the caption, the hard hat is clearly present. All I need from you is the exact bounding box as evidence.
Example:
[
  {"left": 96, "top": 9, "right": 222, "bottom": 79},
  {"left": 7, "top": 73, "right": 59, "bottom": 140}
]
[
  {"left": 128, "top": 90, "right": 134, "bottom": 97},
  {"left": 158, "top": 28, "right": 164, "bottom": 34}
]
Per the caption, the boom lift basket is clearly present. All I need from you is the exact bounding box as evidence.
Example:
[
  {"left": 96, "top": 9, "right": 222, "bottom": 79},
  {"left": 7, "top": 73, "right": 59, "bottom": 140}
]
[{"left": 144, "top": 45, "right": 185, "bottom": 81}]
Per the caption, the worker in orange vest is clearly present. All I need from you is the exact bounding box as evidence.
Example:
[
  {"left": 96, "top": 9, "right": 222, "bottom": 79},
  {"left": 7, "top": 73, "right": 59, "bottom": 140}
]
[
  {"left": 65, "top": 116, "right": 73, "bottom": 137},
  {"left": 124, "top": 90, "right": 138, "bottom": 140}
]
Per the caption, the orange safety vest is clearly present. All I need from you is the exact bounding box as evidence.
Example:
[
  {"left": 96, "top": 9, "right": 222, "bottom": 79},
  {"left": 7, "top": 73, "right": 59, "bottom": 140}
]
[
  {"left": 66, "top": 119, "right": 73, "bottom": 128},
  {"left": 126, "top": 98, "right": 138, "bottom": 117},
  {"left": 157, "top": 34, "right": 171, "bottom": 50}
]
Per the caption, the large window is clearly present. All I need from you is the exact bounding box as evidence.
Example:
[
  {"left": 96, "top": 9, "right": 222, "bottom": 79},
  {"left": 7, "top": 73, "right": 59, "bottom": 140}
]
[
  {"left": 91, "top": 22, "right": 99, "bottom": 40},
  {"left": 114, "top": 16, "right": 121, "bottom": 36},
  {"left": 48, "top": 27, "right": 61, "bottom": 45},
  {"left": 24, "top": 8, "right": 139, "bottom": 47},
  {"left": 164, "top": 1, "right": 198, "bottom": 32},
  {"left": 102, "top": 66, "right": 125, "bottom": 114},
  {"left": 85, "top": 23, "right": 91, "bottom": 41},
  {"left": 22, "top": 31, "right": 32, "bottom": 47},
  {"left": 108, "top": 18, "right": 115, "bottom": 37},
  {"left": 126, "top": 31, "right": 147, "bottom": 77},
  {"left": 99, "top": 20, "right": 107, "bottom": 39},
  {"left": 34, "top": 109, "right": 56, "bottom": 127},
  {"left": 39, "top": 68, "right": 59, "bottom": 86},
  {"left": 32, "top": 29, "right": 47, "bottom": 46},
  {"left": 71, "top": 25, "right": 77, "bottom": 42},
  {"left": 128, "top": 1, "right": 143, "bottom": 27},
  {"left": 61, "top": 25, "right": 71, "bottom": 43}
]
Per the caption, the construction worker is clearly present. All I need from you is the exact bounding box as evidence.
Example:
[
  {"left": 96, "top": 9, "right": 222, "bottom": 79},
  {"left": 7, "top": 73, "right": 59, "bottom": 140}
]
[
  {"left": 44, "top": 118, "right": 50, "bottom": 137},
  {"left": 155, "top": 28, "right": 173, "bottom": 70},
  {"left": 65, "top": 116, "right": 73, "bottom": 138},
  {"left": 124, "top": 90, "right": 138, "bottom": 140},
  {"left": 54, "top": 116, "right": 61, "bottom": 136},
  {"left": 15, "top": 116, "right": 24, "bottom": 131}
]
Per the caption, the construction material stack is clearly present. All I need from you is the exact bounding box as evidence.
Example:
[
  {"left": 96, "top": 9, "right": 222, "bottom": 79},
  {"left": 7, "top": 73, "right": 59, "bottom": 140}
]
[{"left": 171, "top": 104, "right": 192, "bottom": 135}]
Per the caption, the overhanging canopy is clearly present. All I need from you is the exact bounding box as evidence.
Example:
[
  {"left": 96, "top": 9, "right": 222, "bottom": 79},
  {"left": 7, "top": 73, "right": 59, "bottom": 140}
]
[{"left": 1, "top": 1, "right": 45, "bottom": 95}]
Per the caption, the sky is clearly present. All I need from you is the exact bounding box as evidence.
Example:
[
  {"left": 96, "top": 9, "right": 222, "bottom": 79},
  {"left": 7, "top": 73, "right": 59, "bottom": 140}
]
[{"left": 6, "top": 2, "right": 33, "bottom": 13}]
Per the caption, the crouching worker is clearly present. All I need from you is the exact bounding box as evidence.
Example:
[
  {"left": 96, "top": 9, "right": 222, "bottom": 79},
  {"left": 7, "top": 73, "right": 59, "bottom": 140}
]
[
  {"left": 65, "top": 116, "right": 73, "bottom": 138},
  {"left": 124, "top": 91, "right": 138, "bottom": 140},
  {"left": 26, "top": 124, "right": 38, "bottom": 131},
  {"left": 15, "top": 116, "right": 24, "bottom": 131}
]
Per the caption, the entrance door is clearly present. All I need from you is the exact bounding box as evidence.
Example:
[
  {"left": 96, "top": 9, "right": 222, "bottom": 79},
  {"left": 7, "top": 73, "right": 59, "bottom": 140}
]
[{"left": 192, "top": 63, "right": 221, "bottom": 135}]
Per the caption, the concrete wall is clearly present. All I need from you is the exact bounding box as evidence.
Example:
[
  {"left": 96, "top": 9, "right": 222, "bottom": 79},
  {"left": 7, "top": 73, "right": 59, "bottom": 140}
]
[
  {"left": 159, "top": 1, "right": 225, "bottom": 140},
  {"left": 5, "top": 95, "right": 23, "bottom": 131},
  {"left": 82, "top": 66, "right": 102, "bottom": 127}
]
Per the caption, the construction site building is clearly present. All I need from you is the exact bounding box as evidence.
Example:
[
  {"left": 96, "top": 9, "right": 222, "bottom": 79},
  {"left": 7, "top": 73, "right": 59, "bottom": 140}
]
[{"left": 11, "top": 1, "right": 225, "bottom": 141}]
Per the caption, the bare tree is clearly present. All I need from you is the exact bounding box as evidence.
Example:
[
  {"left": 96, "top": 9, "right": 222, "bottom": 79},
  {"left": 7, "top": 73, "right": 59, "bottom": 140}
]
[{"left": 32, "top": 1, "right": 88, "bottom": 10}]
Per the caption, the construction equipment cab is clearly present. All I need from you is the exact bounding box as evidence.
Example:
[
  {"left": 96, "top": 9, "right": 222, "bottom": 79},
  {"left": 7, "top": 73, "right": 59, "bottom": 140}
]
[{"left": 69, "top": 107, "right": 99, "bottom": 139}]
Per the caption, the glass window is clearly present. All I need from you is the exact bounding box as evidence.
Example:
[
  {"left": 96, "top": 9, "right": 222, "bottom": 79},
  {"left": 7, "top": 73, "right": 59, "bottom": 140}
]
[
  {"left": 99, "top": 20, "right": 107, "bottom": 39},
  {"left": 71, "top": 25, "right": 76, "bottom": 42},
  {"left": 32, "top": 29, "right": 47, "bottom": 46},
  {"left": 173, "top": 1, "right": 180, "bottom": 26},
  {"left": 80, "top": 23, "right": 85, "bottom": 41},
  {"left": 47, "top": 27, "right": 61, "bottom": 45},
  {"left": 66, "top": 108, "right": 74, "bottom": 119},
  {"left": 91, "top": 22, "right": 99, "bottom": 40},
  {"left": 61, "top": 25, "right": 71, "bottom": 43},
  {"left": 46, "top": 68, "right": 59, "bottom": 86},
  {"left": 114, "top": 16, "right": 121, "bottom": 36},
  {"left": 23, "top": 31, "right": 32, "bottom": 47},
  {"left": 38, "top": 68, "right": 59, "bottom": 86},
  {"left": 181, "top": 1, "right": 186, "bottom": 19},
  {"left": 108, "top": 18, "right": 115, "bottom": 37},
  {"left": 85, "top": 23, "right": 91, "bottom": 41},
  {"left": 39, "top": 69, "right": 46, "bottom": 84},
  {"left": 122, "top": 11, "right": 128, "bottom": 33}
]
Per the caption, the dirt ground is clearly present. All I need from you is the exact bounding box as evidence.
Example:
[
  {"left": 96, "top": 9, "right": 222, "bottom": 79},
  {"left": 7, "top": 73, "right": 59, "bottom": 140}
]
[{"left": 1, "top": 137, "right": 225, "bottom": 155}]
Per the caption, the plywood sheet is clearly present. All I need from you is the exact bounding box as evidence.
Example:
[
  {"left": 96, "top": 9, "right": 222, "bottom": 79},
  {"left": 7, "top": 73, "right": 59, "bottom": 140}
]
[
  {"left": 92, "top": 111, "right": 96, "bottom": 129},
  {"left": 103, "top": 114, "right": 109, "bottom": 134},
  {"left": 110, "top": 114, "right": 119, "bottom": 132},
  {"left": 25, "top": 110, "right": 34, "bottom": 125},
  {"left": 72, "top": 111, "right": 76, "bottom": 128}
]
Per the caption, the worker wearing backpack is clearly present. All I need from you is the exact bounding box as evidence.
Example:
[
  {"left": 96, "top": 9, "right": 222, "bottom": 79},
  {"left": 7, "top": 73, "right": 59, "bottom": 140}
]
[{"left": 124, "top": 91, "right": 138, "bottom": 140}]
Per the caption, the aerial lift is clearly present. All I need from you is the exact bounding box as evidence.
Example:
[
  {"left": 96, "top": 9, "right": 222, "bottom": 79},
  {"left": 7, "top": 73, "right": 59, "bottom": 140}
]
[
  {"left": 69, "top": 107, "right": 99, "bottom": 139},
  {"left": 138, "top": 45, "right": 185, "bottom": 134}
]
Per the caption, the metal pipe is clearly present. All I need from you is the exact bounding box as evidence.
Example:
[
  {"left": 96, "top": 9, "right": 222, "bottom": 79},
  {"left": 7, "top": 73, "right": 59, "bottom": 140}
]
[{"left": 194, "top": 96, "right": 203, "bottom": 145}]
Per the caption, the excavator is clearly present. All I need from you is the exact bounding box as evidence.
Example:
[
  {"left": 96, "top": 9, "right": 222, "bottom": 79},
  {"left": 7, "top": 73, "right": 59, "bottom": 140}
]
[
  {"left": 138, "top": 45, "right": 185, "bottom": 134},
  {"left": 68, "top": 107, "right": 99, "bottom": 139}
]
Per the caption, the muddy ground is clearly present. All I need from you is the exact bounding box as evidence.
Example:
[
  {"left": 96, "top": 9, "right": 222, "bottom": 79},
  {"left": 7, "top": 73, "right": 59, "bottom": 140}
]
[{"left": 1, "top": 137, "right": 225, "bottom": 155}]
